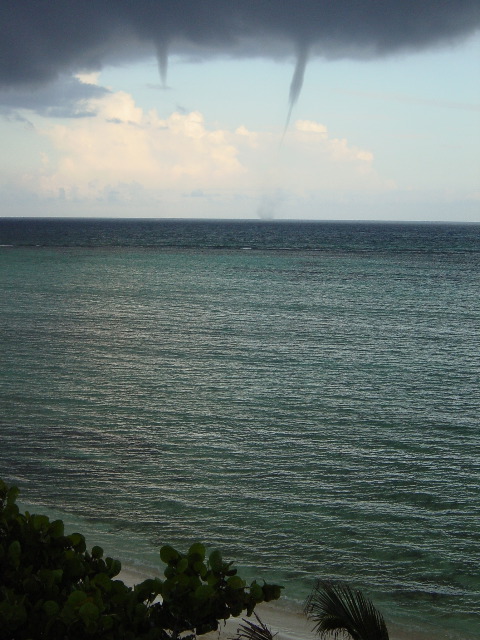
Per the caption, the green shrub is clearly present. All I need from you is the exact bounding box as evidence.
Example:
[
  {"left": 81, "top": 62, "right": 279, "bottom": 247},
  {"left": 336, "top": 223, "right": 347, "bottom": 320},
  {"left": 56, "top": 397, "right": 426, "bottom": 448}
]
[{"left": 0, "top": 480, "right": 282, "bottom": 640}]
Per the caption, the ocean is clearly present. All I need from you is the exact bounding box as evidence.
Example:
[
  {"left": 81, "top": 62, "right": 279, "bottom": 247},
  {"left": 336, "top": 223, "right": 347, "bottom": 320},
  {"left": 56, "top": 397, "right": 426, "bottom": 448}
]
[{"left": 1, "top": 218, "right": 479, "bottom": 639}]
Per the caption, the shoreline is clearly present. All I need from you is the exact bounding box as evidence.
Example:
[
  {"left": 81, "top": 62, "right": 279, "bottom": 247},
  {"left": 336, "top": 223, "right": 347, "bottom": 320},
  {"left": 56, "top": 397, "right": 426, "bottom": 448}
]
[
  {"left": 117, "top": 566, "right": 440, "bottom": 640},
  {"left": 119, "top": 565, "right": 318, "bottom": 640}
]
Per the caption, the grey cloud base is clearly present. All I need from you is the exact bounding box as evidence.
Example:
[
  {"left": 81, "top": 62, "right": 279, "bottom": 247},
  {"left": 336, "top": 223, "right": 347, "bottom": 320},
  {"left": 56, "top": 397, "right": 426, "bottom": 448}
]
[{"left": 1, "top": 0, "right": 479, "bottom": 89}]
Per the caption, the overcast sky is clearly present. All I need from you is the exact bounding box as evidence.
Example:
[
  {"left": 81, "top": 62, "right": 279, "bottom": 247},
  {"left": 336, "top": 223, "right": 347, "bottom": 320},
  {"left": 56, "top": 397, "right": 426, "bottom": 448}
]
[{"left": 1, "top": 1, "right": 479, "bottom": 221}]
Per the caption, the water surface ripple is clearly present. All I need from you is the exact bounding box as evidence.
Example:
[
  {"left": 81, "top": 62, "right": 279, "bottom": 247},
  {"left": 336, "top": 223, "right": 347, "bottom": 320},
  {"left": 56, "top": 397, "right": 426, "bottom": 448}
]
[{"left": 1, "top": 220, "right": 479, "bottom": 640}]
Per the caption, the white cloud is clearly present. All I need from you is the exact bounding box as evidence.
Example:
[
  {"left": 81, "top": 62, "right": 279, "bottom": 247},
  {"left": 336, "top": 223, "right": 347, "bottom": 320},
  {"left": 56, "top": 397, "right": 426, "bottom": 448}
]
[
  {"left": 75, "top": 72, "right": 101, "bottom": 86},
  {"left": 31, "top": 91, "right": 245, "bottom": 200},
  {"left": 235, "top": 125, "right": 259, "bottom": 148},
  {"left": 94, "top": 90, "right": 143, "bottom": 124},
  {"left": 16, "top": 90, "right": 392, "bottom": 209},
  {"left": 294, "top": 119, "right": 374, "bottom": 167},
  {"left": 295, "top": 120, "right": 328, "bottom": 136}
]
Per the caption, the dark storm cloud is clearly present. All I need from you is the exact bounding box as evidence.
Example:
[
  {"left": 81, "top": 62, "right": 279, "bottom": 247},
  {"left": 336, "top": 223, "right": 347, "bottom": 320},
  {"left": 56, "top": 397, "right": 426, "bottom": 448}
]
[
  {"left": 1, "top": 1, "right": 479, "bottom": 104},
  {"left": 0, "top": 77, "right": 110, "bottom": 118}
]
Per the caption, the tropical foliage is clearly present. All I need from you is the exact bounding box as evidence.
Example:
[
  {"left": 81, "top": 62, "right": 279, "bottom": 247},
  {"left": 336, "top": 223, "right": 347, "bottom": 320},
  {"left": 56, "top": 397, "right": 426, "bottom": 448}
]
[
  {"left": 0, "top": 480, "right": 282, "bottom": 640},
  {"left": 234, "top": 580, "right": 389, "bottom": 640},
  {"left": 303, "top": 580, "right": 389, "bottom": 640},
  {"left": 235, "top": 612, "right": 277, "bottom": 640}
]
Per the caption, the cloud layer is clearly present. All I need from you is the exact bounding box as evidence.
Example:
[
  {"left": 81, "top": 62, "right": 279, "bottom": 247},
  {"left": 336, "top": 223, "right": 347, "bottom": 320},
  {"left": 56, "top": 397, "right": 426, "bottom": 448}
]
[
  {"left": 1, "top": 1, "right": 479, "bottom": 89},
  {"left": 11, "top": 86, "right": 388, "bottom": 207}
]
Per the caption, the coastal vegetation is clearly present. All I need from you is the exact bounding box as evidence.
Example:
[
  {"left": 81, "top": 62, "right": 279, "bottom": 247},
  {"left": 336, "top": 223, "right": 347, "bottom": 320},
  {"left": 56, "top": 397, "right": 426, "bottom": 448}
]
[
  {"left": 0, "top": 480, "right": 282, "bottom": 640},
  {"left": 303, "top": 580, "right": 389, "bottom": 640},
  {"left": 0, "top": 479, "right": 389, "bottom": 640},
  {"left": 238, "top": 581, "right": 389, "bottom": 640}
]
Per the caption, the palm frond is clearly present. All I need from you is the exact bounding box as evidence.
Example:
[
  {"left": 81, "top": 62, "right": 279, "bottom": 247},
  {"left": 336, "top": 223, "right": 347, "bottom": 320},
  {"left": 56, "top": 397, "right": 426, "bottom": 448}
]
[
  {"left": 304, "top": 580, "right": 389, "bottom": 640},
  {"left": 234, "top": 613, "right": 277, "bottom": 640}
]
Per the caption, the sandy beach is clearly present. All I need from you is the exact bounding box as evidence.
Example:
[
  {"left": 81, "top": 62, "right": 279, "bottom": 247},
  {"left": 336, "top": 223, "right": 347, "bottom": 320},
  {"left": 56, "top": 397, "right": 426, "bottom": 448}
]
[
  {"left": 118, "top": 566, "right": 437, "bottom": 640},
  {"left": 119, "top": 566, "right": 316, "bottom": 640}
]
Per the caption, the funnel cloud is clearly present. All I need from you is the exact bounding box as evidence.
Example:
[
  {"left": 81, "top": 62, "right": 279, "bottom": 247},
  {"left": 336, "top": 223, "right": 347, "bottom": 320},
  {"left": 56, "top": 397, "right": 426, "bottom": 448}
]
[
  {"left": 283, "top": 45, "right": 310, "bottom": 136},
  {"left": 155, "top": 42, "right": 169, "bottom": 88}
]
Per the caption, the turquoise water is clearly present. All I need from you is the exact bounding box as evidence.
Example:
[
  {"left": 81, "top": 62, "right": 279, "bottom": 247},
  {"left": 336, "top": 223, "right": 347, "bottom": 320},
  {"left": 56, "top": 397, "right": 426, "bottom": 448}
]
[{"left": 1, "top": 219, "right": 479, "bottom": 639}]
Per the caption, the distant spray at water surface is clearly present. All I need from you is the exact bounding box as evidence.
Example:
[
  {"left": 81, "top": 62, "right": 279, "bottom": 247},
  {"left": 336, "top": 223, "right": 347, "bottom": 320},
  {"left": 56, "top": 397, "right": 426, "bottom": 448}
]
[
  {"left": 256, "top": 191, "right": 287, "bottom": 220},
  {"left": 257, "top": 195, "right": 276, "bottom": 221}
]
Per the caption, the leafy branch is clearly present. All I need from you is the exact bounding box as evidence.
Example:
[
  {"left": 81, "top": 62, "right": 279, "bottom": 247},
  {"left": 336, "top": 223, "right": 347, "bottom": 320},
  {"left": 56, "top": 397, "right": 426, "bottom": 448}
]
[{"left": 0, "top": 480, "right": 282, "bottom": 640}]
